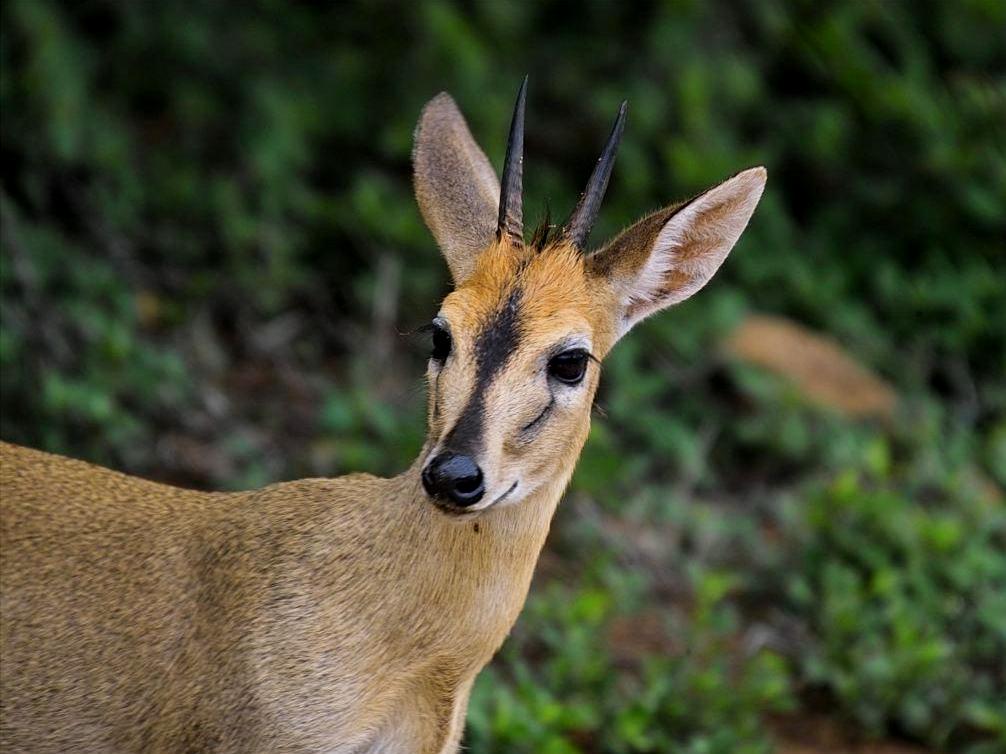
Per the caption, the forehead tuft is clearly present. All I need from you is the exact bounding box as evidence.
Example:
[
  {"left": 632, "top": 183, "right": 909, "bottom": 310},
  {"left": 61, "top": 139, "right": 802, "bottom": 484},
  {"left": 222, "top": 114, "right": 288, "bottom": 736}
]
[
  {"left": 518, "top": 242, "right": 592, "bottom": 324},
  {"left": 446, "top": 241, "right": 592, "bottom": 330}
]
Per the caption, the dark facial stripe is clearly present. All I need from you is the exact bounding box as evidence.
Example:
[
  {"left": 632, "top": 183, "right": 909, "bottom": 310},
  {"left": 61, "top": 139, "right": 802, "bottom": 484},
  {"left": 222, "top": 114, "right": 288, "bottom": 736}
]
[{"left": 443, "top": 288, "right": 523, "bottom": 455}]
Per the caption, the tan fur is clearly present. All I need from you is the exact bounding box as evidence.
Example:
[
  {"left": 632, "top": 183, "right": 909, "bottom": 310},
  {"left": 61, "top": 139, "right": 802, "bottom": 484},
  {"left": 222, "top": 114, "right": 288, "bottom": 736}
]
[
  {"left": 413, "top": 94, "right": 501, "bottom": 284},
  {"left": 0, "top": 91, "right": 766, "bottom": 753},
  {"left": 1, "top": 442, "right": 558, "bottom": 752}
]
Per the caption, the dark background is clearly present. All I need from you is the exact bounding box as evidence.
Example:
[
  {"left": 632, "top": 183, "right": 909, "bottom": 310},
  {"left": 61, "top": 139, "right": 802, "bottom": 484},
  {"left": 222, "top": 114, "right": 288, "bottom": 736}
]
[{"left": 2, "top": 1, "right": 1004, "bottom": 751}]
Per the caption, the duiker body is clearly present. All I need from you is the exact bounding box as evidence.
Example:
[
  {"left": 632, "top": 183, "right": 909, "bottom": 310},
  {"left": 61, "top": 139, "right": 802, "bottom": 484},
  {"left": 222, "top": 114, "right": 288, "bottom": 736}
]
[{"left": 0, "top": 81, "right": 765, "bottom": 753}]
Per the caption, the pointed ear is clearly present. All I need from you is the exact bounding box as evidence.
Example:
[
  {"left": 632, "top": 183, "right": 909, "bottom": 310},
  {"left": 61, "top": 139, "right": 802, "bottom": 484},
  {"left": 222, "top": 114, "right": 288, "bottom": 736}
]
[
  {"left": 413, "top": 93, "right": 501, "bottom": 284},
  {"left": 587, "top": 167, "right": 766, "bottom": 338}
]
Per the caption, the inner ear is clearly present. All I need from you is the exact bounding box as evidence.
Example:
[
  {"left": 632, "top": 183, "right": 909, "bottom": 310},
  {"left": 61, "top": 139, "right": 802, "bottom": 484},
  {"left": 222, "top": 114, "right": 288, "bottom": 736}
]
[{"left": 588, "top": 167, "right": 766, "bottom": 335}]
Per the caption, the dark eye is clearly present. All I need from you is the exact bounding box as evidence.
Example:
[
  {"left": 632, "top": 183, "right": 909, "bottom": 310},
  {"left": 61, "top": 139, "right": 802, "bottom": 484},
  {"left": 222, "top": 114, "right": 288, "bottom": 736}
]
[
  {"left": 548, "top": 350, "right": 589, "bottom": 385},
  {"left": 431, "top": 322, "right": 452, "bottom": 362}
]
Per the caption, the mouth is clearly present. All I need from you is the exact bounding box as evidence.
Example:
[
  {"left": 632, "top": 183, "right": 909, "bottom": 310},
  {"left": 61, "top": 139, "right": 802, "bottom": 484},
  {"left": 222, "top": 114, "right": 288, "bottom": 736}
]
[
  {"left": 489, "top": 480, "right": 519, "bottom": 506},
  {"left": 431, "top": 480, "right": 519, "bottom": 517}
]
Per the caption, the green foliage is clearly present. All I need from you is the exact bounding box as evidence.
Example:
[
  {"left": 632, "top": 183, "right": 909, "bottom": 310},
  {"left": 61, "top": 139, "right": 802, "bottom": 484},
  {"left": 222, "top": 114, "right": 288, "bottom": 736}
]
[
  {"left": 786, "top": 473, "right": 1006, "bottom": 751},
  {"left": 1, "top": 0, "right": 1004, "bottom": 750},
  {"left": 0, "top": 199, "right": 190, "bottom": 467},
  {"left": 466, "top": 570, "right": 793, "bottom": 753}
]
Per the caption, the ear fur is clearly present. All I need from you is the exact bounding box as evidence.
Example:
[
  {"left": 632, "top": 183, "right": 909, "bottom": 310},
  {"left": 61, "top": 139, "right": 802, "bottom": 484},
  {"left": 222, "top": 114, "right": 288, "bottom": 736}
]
[
  {"left": 413, "top": 93, "right": 501, "bottom": 284},
  {"left": 587, "top": 167, "right": 766, "bottom": 337}
]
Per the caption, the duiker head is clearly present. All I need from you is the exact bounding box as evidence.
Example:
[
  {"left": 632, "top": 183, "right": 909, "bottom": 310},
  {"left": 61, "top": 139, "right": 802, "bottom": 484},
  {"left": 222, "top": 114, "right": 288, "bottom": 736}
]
[{"left": 413, "top": 80, "right": 765, "bottom": 516}]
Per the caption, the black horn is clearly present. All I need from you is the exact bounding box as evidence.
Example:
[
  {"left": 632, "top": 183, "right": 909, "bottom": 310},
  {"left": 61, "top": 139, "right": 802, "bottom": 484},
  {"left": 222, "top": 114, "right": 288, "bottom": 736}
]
[
  {"left": 562, "top": 101, "right": 627, "bottom": 250},
  {"left": 497, "top": 76, "right": 528, "bottom": 247}
]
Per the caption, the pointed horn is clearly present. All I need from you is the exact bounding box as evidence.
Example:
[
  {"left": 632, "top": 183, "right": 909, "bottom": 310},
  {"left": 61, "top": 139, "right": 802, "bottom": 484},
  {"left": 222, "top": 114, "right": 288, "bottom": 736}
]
[
  {"left": 497, "top": 76, "right": 528, "bottom": 247},
  {"left": 563, "top": 101, "right": 627, "bottom": 250}
]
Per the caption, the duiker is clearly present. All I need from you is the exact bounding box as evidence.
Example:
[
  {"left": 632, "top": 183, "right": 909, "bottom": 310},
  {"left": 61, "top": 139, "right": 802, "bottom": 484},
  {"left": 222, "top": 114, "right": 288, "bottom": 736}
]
[{"left": 0, "top": 79, "right": 765, "bottom": 752}]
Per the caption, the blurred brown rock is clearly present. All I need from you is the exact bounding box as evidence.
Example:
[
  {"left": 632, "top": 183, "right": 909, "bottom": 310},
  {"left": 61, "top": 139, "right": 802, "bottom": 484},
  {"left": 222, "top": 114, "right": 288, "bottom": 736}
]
[{"left": 724, "top": 314, "right": 897, "bottom": 421}]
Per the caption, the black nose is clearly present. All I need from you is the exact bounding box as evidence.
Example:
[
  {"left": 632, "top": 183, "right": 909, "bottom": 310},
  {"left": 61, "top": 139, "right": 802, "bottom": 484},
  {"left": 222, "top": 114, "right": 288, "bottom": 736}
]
[{"left": 422, "top": 452, "right": 485, "bottom": 507}]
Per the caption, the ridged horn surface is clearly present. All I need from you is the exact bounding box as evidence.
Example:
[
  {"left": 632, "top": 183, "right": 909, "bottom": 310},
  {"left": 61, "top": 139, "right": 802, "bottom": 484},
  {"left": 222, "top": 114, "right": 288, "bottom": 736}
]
[
  {"left": 497, "top": 76, "right": 528, "bottom": 246},
  {"left": 563, "top": 101, "right": 627, "bottom": 250}
]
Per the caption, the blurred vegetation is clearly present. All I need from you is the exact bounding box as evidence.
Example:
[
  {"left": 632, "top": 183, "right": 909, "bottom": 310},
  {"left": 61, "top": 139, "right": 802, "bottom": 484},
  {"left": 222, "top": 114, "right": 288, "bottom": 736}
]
[{"left": 1, "top": 1, "right": 1004, "bottom": 751}]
